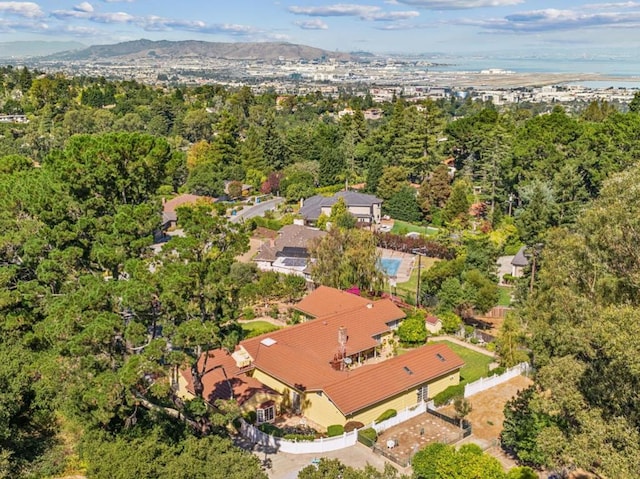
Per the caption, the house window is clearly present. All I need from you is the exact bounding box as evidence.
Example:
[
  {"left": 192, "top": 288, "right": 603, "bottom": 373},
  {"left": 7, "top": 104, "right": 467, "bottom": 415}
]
[
  {"left": 256, "top": 403, "right": 276, "bottom": 424},
  {"left": 417, "top": 385, "right": 428, "bottom": 403}
]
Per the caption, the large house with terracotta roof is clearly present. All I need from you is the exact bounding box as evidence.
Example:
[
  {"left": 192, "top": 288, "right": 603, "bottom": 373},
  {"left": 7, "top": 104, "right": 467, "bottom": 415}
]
[{"left": 177, "top": 286, "right": 464, "bottom": 429}]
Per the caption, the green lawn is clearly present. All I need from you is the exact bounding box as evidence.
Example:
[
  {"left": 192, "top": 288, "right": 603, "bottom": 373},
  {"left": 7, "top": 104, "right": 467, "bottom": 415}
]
[
  {"left": 241, "top": 320, "right": 281, "bottom": 339},
  {"left": 498, "top": 286, "right": 513, "bottom": 306},
  {"left": 431, "top": 340, "right": 494, "bottom": 385},
  {"left": 391, "top": 220, "right": 438, "bottom": 236},
  {"left": 394, "top": 256, "right": 439, "bottom": 300}
]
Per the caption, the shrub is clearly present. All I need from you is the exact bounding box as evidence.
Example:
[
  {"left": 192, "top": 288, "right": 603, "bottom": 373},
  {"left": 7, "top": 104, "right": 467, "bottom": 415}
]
[
  {"left": 283, "top": 433, "right": 315, "bottom": 441},
  {"left": 288, "top": 310, "right": 302, "bottom": 325},
  {"left": 245, "top": 410, "right": 257, "bottom": 424},
  {"left": 375, "top": 409, "right": 397, "bottom": 423},
  {"left": 433, "top": 384, "right": 465, "bottom": 407},
  {"left": 327, "top": 425, "right": 345, "bottom": 437},
  {"left": 489, "top": 366, "right": 506, "bottom": 376},
  {"left": 503, "top": 273, "right": 516, "bottom": 284},
  {"left": 269, "top": 304, "right": 280, "bottom": 319},
  {"left": 358, "top": 427, "right": 378, "bottom": 446},
  {"left": 252, "top": 216, "right": 284, "bottom": 231},
  {"left": 242, "top": 307, "right": 255, "bottom": 320},
  {"left": 258, "top": 423, "right": 283, "bottom": 437},
  {"left": 344, "top": 421, "right": 364, "bottom": 432}
]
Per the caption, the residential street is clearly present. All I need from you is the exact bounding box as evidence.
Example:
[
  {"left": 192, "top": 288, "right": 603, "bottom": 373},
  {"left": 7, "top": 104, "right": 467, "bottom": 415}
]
[{"left": 230, "top": 197, "right": 284, "bottom": 223}]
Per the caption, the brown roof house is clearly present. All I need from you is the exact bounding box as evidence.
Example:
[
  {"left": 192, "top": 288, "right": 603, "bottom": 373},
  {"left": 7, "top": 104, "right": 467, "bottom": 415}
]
[
  {"left": 161, "top": 194, "right": 216, "bottom": 230},
  {"left": 253, "top": 224, "right": 325, "bottom": 279},
  {"left": 177, "top": 286, "right": 464, "bottom": 429}
]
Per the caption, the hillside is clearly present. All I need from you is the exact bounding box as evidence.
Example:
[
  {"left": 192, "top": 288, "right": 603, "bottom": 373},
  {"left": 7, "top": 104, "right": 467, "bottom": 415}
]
[{"left": 48, "top": 39, "right": 353, "bottom": 62}]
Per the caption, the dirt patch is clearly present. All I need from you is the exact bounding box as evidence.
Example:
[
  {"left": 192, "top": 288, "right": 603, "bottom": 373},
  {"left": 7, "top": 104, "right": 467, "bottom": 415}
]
[
  {"left": 441, "top": 375, "right": 532, "bottom": 442},
  {"left": 376, "top": 413, "right": 463, "bottom": 466},
  {"left": 236, "top": 237, "right": 263, "bottom": 263},
  {"left": 253, "top": 227, "right": 277, "bottom": 239}
]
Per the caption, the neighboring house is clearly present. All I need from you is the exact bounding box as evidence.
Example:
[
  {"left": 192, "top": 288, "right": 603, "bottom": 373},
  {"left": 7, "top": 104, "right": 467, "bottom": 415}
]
[
  {"left": 224, "top": 181, "right": 253, "bottom": 198},
  {"left": 178, "top": 286, "right": 464, "bottom": 430},
  {"left": 161, "top": 193, "right": 216, "bottom": 230},
  {"left": 511, "top": 246, "right": 529, "bottom": 278},
  {"left": 254, "top": 224, "right": 325, "bottom": 279},
  {"left": 299, "top": 191, "right": 382, "bottom": 226},
  {"left": 425, "top": 315, "right": 443, "bottom": 335}
]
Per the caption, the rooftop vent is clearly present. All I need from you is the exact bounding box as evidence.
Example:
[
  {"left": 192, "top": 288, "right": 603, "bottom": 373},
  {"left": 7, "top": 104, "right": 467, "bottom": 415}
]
[
  {"left": 436, "top": 353, "right": 446, "bottom": 362},
  {"left": 260, "top": 337, "right": 277, "bottom": 347},
  {"left": 403, "top": 366, "right": 413, "bottom": 375},
  {"left": 366, "top": 303, "right": 373, "bottom": 309}
]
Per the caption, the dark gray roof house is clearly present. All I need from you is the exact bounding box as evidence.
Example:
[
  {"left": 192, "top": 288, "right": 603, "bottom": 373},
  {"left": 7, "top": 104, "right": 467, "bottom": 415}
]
[
  {"left": 254, "top": 224, "right": 326, "bottom": 278},
  {"left": 511, "top": 246, "right": 529, "bottom": 267},
  {"left": 298, "top": 191, "right": 382, "bottom": 224},
  {"left": 510, "top": 246, "right": 529, "bottom": 278}
]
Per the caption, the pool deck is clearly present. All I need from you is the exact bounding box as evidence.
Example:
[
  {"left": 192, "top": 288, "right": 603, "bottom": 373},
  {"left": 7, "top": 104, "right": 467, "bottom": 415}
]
[{"left": 378, "top": 248, "right": 415, "bottom": 283}]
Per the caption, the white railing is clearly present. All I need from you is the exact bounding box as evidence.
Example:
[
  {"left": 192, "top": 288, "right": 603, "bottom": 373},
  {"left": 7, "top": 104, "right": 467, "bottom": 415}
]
[
  {"left": 240, "top": 420, "right": 358, "bottom": 454},
  {"left": 464, "top": 362, "right": 530, "bottom": 398},
  {"left": 370, "top": 401, "right": 427, "bottom": 434}
]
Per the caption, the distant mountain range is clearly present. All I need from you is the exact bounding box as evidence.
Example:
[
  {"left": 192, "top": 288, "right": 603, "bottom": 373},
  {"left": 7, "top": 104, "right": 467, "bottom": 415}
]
[
  {"left": 41, "top": 39, "right": 355, "bottom": 62},
  {"left": 0, "top": 41, "right": 86, "bottom": 59}
]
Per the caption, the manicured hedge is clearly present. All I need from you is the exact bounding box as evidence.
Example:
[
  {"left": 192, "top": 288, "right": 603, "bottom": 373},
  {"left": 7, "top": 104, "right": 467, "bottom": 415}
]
[
  {"left": 433, "top": 384, "right": 465, "bottom": 407},
  {"left": 358, "top": 427, "right": 378, "bottom": 446},
  {"left": 375, "top": 409, "right": 397, "bottom": 423},
  {"left": 327, "top": 424, "right": 344, "bottom": 437},
  {"left": 283, "top": 433, "right": 315, "bottom": 441}
]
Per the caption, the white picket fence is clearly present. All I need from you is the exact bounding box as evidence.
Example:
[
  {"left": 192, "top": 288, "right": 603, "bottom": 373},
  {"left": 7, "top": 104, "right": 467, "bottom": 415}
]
[
  {"left": 240, "top": 420, "right": 358, "bottom": 454},
  {"left": 464, "top": 362, "right": 531, "bottom": 398},
  {"left": 370, "top": 401, "right": 427, "bottom": 434}
]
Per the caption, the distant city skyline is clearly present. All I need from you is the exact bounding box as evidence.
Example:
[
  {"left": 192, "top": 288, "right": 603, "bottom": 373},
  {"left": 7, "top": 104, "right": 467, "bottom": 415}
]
[{"left": 0, "top": 0, "right": 639, "bottom": 58}]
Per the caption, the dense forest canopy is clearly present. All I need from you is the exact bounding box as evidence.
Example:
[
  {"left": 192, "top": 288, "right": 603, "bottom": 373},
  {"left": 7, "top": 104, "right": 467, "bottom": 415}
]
[{"left": 2, "top": 65, "right": 640, "bottom": 477}]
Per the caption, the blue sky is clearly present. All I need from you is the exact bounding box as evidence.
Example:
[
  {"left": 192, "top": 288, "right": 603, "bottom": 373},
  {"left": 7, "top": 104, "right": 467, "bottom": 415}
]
[{"left": 0, "top": 1, "right": 638, "bottom": 56}]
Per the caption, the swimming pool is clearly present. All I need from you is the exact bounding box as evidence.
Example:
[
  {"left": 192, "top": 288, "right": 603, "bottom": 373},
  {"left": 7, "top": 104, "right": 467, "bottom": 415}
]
[{"left": 379, "top": 258, "right": 401, "bottom": 277}]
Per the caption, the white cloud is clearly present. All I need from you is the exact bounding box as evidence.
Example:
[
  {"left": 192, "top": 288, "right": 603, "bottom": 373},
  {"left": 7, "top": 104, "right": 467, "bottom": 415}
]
[
  {"left": 456, "top": 6, "right": 640, "bottom": 32},
  {"left": 0, "top": 2, "right": 44, "bottom": 18},
  {"left": 289, "top": 3, "right": 419, "bottom": 21},
  {"left": 74, "top": 2, "right": 94, "bottom": 13},
  {"left": 294, "top": 19, "right": 329, "bottom": 30},
  {"left": 52, "top": 8, "right": 135, "bottom": 24},
  {"left": 394, "top": 0, "right": 523, "bottom": 8},
  {"left": 583, "top": 1, "right": 640, "bottom": 8}
]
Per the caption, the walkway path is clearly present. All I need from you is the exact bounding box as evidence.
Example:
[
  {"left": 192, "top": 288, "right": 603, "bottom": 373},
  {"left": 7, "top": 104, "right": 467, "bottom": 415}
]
[{"left": 428, "top": 336, "right": 496, "bottom": 358}]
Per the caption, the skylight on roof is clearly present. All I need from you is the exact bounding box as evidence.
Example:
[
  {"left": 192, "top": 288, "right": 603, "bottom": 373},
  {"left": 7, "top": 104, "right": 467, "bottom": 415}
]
[
  {"left": 261, "top": 337, "right": 277, "bottom": 347},
  {"left": 436, "top": 353, "right": 446, "bottom": 362},
  {"left": 403, "top": 366, "right": 413, "bottom": 375}
]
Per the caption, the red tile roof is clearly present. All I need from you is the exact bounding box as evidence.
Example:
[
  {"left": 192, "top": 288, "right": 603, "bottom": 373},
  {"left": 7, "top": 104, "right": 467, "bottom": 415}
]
[
  {"left": 323, "top": 343, "right": 464, "bottom": 415},
  {"left": 295, "top": 285, "right": 372, "bottom": 318},
  {"left": 181, "top": 348, "right": 280, "bottom": 406},
  {"left": 426, "top": 315, "right": 441, "bottom": 325},
  {"left": 180, "top": 288, "right": 465, "bottom": 418},
  {"left": 242, "top": 297, "right": 405, "bottom": 391}
]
